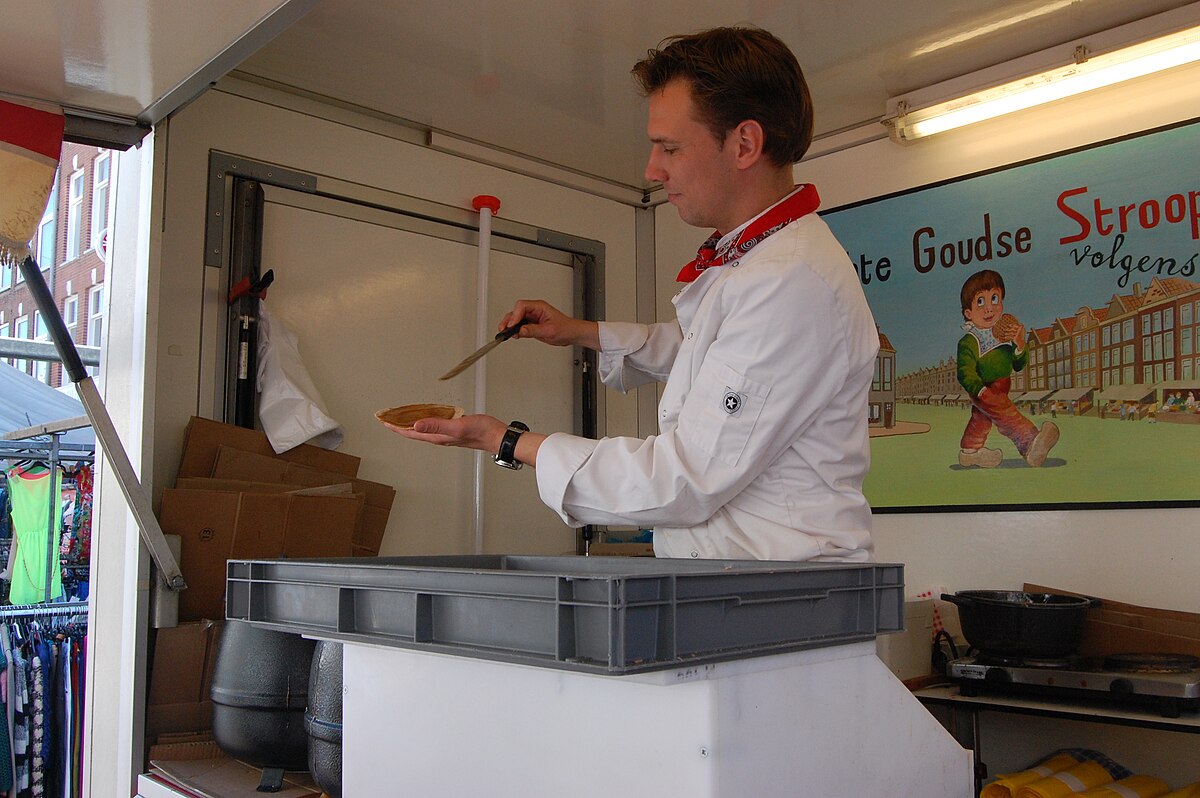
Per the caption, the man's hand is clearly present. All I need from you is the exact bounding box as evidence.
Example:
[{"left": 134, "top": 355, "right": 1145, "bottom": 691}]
[
  {"left": 500, "top": 300, "right": 600, "bottom": 350},
  {"left": 385, "top": 413, "right": 546, "bottom": 467},
  {"left": 384, "top": 414, "right": 507, "bottom": 453}
]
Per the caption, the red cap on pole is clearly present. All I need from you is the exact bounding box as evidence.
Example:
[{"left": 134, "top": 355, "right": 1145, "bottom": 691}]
[{"left": 472, "top": 195, "right": 501, "bottom": 214}]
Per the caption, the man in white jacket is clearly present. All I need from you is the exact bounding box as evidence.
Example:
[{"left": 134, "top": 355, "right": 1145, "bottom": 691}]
[{"left": 390, "top": 27, "right": 879, "bottom": 562}]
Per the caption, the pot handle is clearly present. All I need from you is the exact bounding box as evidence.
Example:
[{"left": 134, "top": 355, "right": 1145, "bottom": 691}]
[{"left": 939, "top": 593, "right": 970, "bottom": 606}]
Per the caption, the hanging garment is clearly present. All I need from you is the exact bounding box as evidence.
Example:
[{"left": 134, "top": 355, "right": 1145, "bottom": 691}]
[
  {"left": 72, "top": 636, "right": 84, "bottom": 798},
  {"left": 69, "top": 467, "right": 92, "bottom": 564},
  {"left": 5, "top": 468, "right": 64, "bottom": 605},
  {"left": 29, "top": 641, "right": 44, "bottom": 798},
  {"left": 58, "top": 637, "right": 70, "bottom": 798},
  {"left": 0, "top": 624, "right": 12, "bottom": 791},
  {"left": 2, "top": 624, "right": 16, "bottom": 791},
  {"left": 1, "top": 483, "right": 12, "bottom": 540},
  {"left": 12, "top": 635, "right": 30, "bottom": 798}
]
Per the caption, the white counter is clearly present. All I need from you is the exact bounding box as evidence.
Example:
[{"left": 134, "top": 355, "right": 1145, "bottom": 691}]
[{"left": 341, "top": 640, "right": 972, "bottom": 797}]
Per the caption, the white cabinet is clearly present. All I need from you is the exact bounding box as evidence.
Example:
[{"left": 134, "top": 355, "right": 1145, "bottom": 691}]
[{"left": 342, "top": 641, "right": 972, "bottom": 797}]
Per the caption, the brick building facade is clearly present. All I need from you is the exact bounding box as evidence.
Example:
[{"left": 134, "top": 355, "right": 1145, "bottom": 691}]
[{"left": 0, "top": 143, "right": 109, "bottom": 387}]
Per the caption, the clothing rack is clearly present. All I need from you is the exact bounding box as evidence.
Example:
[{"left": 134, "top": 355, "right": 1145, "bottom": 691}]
[
  {"left": 0, "top": 601, "right": 88, "bottom": 619},
  {"left": 1, "top": 417, "right": 94, "bottom": 606}
]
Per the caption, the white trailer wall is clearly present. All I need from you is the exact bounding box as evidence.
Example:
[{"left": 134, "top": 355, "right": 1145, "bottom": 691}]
[
  {"left": 657, "top": 61, "right": 1200, "bottom": 612},
  {"left": 91, "top": 80, "right": 642, "bottom": 796}
]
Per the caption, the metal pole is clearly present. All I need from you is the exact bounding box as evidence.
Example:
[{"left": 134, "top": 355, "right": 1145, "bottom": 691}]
[
  {"left": 470, "top": 195, "right": 500, "bottom": 556},
  {"left": 17, "top": 255, "right": 185, "bottom": 591}
]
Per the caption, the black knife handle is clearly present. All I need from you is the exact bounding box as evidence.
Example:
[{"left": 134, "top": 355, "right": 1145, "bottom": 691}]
[{"left": 496, "top": 318, "right": 529, "bottom": 341}]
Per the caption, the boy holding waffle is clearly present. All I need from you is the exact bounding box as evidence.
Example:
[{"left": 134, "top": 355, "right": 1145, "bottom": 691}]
[{"left": 956, "top": 269, "right": 1059, "bottom": 468}]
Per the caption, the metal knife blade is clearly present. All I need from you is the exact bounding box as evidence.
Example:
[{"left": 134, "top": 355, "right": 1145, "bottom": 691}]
[{"left": 439, "top": 320, "right": 528, "bottom": 380}]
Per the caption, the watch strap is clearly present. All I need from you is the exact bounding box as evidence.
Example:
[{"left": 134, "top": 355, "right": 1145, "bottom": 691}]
[{"left": 494, "top": 421, "right": 529, "bottom": 470}]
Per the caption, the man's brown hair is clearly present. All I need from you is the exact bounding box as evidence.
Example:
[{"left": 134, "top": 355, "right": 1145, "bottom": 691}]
[
  {"left": 960, "top": 269, "right": 1006, "bottom": 314},
  {"left": 631, "top": 27, "right": 813, "bottom": 166}
]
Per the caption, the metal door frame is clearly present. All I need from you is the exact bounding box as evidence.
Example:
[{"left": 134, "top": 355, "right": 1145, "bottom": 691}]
[{"left": 202, "top": 150, "right": 605, "bottom": 549}]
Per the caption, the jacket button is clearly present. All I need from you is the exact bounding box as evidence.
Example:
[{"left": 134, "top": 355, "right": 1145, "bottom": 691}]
[{"left": 690, "top": 550, "right": 699, "bottom": 558}]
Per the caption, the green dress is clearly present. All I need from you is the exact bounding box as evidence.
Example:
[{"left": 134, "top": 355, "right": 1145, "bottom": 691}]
[{"left": 5, "top": 466, "right": 64, "bottom": 604}]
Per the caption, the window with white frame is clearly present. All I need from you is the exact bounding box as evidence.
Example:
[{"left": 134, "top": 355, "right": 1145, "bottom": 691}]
[
  {"left": 0, "top": 323, "right": 8, "bottom": 366},
  {"left": 14, "top": 315, "right": 29, "bottom": 373},
  {"left": 87, "top": 283, "right": 105, "bottom": 348},
  {"left": 67, "top": 168, "right": 85, "bottom": 261},
  {"left": 33, "top": 312, "right": 50, "bottom": 383},
  {"left": 0, "top": 261, "right": 11, "bottom": 290},
  {"left": 64, "top": 294, "right": 78, "bottom": 332},
  {"left": 35, "top": 172, "right": 58, "bottom": 270},
  {"left": 91, "top": 152, "right": 110, "bottom": 254}
]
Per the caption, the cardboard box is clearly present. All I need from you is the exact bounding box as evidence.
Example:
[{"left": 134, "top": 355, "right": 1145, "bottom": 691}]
[
  {"left": 211, "top": 444, "right": 395, "bottom": 555},
  {"left": 146, "top": 739, "right": 221, "bottom": 762},
  {"left": 876, "top": 599, "right": 935, "bottom": 681},
  {"left": 150, "top": 755, "right": 321, "bottom": 798},
  {"left": 1026, "top": 583, "right": 1200, "bottom": 658},
  {"left": 175, "top": 476, "right": 355, "bottom": 496},
  {"left": 161, "top": 487, "right": 362, "bottom": 621},
  {"left": 147, "top": 620, "right": 224, "bottom": 738},
  {"left": 177, "top": 415, "right": 360, "bottom": 480}
]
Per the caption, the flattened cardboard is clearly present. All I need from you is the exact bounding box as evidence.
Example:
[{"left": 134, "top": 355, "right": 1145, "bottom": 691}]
[
  {"left": 150, "top": 755, "right": 320, "bottom": 798},
  {"left": 147, "top": 620, "right": 226, "bottom": 737},
  {"left": 175, "top": 477, "right": 354, "bottom": 497},
  {"left": 161, "top": 488, "right": 361, "bottom": 621},
  {"left": 177, "top": 415, "right": 359, "bottom": 480},
  {"left": 1025, "top": 583, "right": 1200, "bottom": 657},
  {"left": 146, "top": 739, "right": 221, "bottom": 762},
  {"left": 146, "top": 702, "right": 213, "bottom": 739},
  {"left": 211, "top": 444, "right": 394, "bottom": 554},
  {"left": 149, "top": 620, "right": 214, "bottom": 705}
]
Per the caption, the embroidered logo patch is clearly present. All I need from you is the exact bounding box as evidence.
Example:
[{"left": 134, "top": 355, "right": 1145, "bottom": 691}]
[{"left": 723, "top": 390, "right": 742, "bottom": 415}]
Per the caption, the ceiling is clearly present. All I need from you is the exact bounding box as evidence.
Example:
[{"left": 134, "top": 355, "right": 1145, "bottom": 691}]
[{"left": 2, "top": 0, "right": 1196, "bottom": 187}]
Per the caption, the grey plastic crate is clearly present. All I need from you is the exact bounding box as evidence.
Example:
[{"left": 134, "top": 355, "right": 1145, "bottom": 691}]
[{"left": 225, "top": 555, "right": 903, "bottom": 675}]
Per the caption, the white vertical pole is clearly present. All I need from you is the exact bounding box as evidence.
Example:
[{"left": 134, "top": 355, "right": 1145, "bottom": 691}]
[{"left": 471, "top": 195, "right": 500, "bottom": 555}]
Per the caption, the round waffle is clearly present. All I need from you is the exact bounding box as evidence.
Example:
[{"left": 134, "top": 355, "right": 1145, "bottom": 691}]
[{"left": 375, "top": 403, "right": 463, "bottom": 429}]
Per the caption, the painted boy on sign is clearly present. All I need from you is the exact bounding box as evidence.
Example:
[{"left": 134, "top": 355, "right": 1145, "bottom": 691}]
[{"left": 956, "top": 269, "right": 1060, "bottom": 468}]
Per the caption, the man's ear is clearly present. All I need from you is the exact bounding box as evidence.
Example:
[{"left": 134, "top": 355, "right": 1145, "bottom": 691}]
[{"left": 729, "top": 120, "right": 766, "bottom": 169}]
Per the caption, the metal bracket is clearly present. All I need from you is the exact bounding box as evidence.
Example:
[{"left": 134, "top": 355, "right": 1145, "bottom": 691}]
[{"left": 205, "top": 151, "right": 318, "bottom": 268}]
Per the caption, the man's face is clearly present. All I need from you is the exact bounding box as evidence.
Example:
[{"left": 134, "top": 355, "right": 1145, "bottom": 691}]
[
  {"left": 644, "top": 79, "right": 738, "bottom": 231},
  {"left": 964, "top": 288, "right": 1004, "bottom": 329}
]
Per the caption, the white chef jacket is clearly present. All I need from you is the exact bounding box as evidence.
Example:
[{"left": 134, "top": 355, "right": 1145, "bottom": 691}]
[{"left": 535, "top": 209, "right": 879, "bottom": 561}]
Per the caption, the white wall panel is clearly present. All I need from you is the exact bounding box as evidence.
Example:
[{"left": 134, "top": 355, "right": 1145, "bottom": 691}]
[
  {"left": 258, "top": 195, "right": 577, "bottom": 555},
  {"left": 150, "top": 84, "right": 638, "bottom": 523}
]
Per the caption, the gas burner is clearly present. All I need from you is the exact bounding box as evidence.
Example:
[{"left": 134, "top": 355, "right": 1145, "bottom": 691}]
[
  {"left": 946, "top": 653, "right": 1200, "bottom": 718},
  {"left": 1103, "top": 653, "right": 1200, "bottom": 674}
]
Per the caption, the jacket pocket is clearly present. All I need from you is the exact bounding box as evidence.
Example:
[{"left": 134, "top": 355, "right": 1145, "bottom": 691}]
[{"left": 679, "top": 360, "right": 771, "bottom": 468}]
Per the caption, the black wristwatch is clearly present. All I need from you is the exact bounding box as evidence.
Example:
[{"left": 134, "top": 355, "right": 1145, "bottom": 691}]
[{"left": 493, "top": 421, "right": 530, "bottom": 470}]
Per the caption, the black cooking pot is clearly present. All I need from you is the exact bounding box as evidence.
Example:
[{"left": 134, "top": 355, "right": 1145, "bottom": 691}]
[{"left": 941, "top": 590, "right": 1100, "bottom": 659}]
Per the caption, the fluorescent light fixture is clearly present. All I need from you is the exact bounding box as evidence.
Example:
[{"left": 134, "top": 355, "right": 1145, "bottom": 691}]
[{"left": 885, "top": 16, "right": 1200, "bottom": 142}]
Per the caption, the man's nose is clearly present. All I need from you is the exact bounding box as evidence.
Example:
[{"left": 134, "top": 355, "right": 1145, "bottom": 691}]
[{"left": 644, "top": 153, "right": 666, "bottom": 184}]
